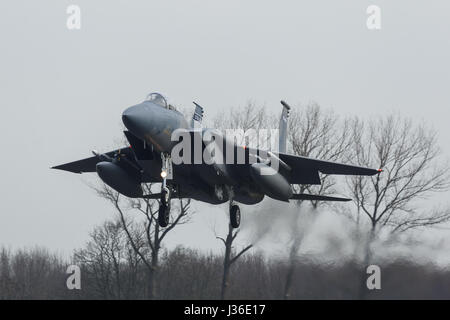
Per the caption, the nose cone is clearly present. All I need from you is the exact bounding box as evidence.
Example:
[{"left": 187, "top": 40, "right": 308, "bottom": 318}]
[
  {"left": 122, "top": 104, "right": 152, "bottom": 139},
  {"left": 122, "top": 102, "right": 181, "bottom": 152},
  {"left": 122, "top": 99, "right": 191, "bottom": 153},
  {"left": 122, "top": 103, "right": 162, "bottom": 148}
]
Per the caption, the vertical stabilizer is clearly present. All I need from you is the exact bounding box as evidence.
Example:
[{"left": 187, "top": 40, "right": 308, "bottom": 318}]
[{"left": 279, "top": 100, "right": 291, "bottom": 153}]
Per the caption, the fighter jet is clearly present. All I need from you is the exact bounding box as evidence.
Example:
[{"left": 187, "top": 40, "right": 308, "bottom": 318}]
[{"left": 52, "top": 92, "right": 381, "bottom": 228}]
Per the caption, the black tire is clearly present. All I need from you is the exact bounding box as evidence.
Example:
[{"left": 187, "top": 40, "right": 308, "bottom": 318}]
[
  {"left": 230, "top": 205, "right": 241, "bottom": 228},
  {"left": 158, "top": 203, "right": 170, "bottom": 227}
]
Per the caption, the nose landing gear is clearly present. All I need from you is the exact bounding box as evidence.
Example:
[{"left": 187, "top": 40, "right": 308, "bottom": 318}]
[{"left": 158, "top": 153, "right": 172, "bottom": 227}]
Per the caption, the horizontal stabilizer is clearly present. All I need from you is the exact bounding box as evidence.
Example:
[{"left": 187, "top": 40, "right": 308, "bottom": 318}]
[{"left": 290, "top": 194, "right": 351, "bottom": 202}]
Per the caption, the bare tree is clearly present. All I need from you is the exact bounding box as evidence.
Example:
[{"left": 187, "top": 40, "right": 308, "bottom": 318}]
[
  {"left": 282, "top": 102, "right": 352, "bottom": 299},
  {"left": 216, "top": 224, "right": 253, "bottom": 300},
  {"left": 74, "top": 219, "right": 139, "bottom": 299},
  {"left": 345, "top": 114, "right": 450, "bottom": 298},
  {"left": 213, "top": 101, "right": 273, "bottom": 135},
  {"left": 94, "top": 183, "right": 192, "bottom": 299},
  {"left": 347, "top": 115, "right": 449, "bottom": 237}
]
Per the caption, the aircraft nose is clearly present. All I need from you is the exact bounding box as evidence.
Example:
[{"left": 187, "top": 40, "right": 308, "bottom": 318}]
[
  {"left": 122, "top": 104, "right": 152, "bottom": 139},
  {"left": 122, "top": 105, "right": 141, "bottom": 129},
  {"left": 122, "top": 101, "right": 184, "bottom": 153}
]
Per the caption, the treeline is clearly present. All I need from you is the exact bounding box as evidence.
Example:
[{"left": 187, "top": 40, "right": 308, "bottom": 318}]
[{"left": 1, "top": 245, "right": 450, "bottom": 299}]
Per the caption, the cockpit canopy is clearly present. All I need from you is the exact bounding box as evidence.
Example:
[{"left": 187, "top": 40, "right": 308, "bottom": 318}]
[{"left": 145, "top": 92, "right": 176, "bottom": 110}]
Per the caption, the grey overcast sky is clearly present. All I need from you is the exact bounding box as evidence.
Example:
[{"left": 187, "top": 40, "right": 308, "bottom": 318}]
[{"left": 1, "top": 1, "right": 449, "bottom": 256}]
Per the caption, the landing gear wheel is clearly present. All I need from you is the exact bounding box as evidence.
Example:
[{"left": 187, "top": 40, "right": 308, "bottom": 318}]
[
  {"left": 158, "top": 188, "right": 171, "bottom": 227},
  {"left": 158, "top": 202, "right": 170, "bottom": 227},
  {"left": 230, "top": 205, "right": 241, "bottom": 228}
]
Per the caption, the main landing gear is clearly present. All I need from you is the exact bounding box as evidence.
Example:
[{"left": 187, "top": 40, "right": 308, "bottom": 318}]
[
  {"left": 230, "top": 204, "right": 241, "bottom": 228},
  {"left": 158, "top": 153, "right": 172, "bottom": 227},
  {"left": 158, "top": 187, "right": 171, "bottom": 227},
  {"left": 228, "top": 188, "right": 241, "bottom": 229}
]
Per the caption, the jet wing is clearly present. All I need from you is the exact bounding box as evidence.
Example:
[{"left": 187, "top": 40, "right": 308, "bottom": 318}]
[
  {"left": 277, "top": 152, "right": 380, "bottom": 183},
  {"left": 51, "top": 147, "right": 134, "bottom": 174}
]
